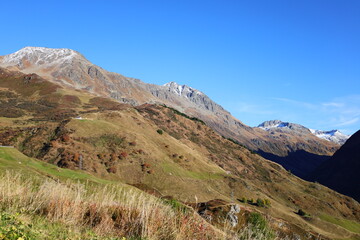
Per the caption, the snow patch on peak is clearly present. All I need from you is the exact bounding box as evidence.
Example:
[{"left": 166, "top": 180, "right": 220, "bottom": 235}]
[
  {"left": 258, "top": 120, "right": 287, "bottom": 130},
  {"left": 259, "top": 120, "right": 349, "bottom": 145},
  {"left": 310, "top": 129, "right": 349, "bottom": 145},
  {"left": 164, "top": 81, "right": 203, "bottom": 98},
  {"left": 258, "top": 120, "right": 311, "bottom": 134},
  {"left": 1, "top": 46, "right": 81, "bottom": 68}
]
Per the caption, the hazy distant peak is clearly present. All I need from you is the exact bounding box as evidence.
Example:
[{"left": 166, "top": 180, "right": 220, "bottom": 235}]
[
  {"left": 258, "top": 120, "right": 308, "bottom": 132},
  {"left": 258, "top": 120, "right": 349, "bottom": 145},
  {"left": 310, "top": 129, "right": 349, "bottom": 145}
]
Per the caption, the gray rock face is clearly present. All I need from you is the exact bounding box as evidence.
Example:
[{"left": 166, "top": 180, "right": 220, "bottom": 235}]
[
  {"left": 227, "top": 204, "right": 241, "bottom": 227},
  {"left": 147, "top": 81, "right": 229, "bottom": 115},
  {"left": 258, "top": 120, "right": 311, "bottom": 134}
]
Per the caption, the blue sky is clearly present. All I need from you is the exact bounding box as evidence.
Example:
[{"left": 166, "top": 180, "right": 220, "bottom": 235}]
[{"left": 1, "top": 0, "right": 359, "bottom": 134}]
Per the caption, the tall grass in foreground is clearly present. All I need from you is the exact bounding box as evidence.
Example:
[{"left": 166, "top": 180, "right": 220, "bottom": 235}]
[
  {"left": 0, "top": 171, "right": 221, "bottom": 239},
  {"left": 0, "top": 171, "right": 282, "bottom": 240}
]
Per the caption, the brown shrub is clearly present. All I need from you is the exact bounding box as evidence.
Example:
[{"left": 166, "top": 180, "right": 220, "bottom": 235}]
[
  {"left": 50, "top": 140, "right": 58, "bottom": 148},
  {"left": 141, "top": 163, "right": 151, "bottom": 172},
  {"left": 143, "top": 163, "right": 151, "bottom": 168},
  {"left": 119, "top": 152, "right": 128, "bottom": 159},
  {"left": 73, "top": 153, "right": 80, "bottom": 162},
  {"left": 129, "top": 141, "right": 137, "bottom": 146},
  {"left": 107, "top": 166, "right": 117, "bottom": 174},
  {"left": 61, "top": 134, "right": 71, "bottom": 142},
  {"left": 110, "top": 153, "right": 117, "bottom": 162}
]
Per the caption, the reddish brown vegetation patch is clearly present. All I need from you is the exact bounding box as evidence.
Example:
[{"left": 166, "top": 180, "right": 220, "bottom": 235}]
[{"left": 88, "top": 97, "right": 128, "bottom": 111}]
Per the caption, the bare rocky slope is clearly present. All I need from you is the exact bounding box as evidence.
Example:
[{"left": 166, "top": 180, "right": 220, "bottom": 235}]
[{"left": 0, "top": 47, "right": 341, "bottom": 178}]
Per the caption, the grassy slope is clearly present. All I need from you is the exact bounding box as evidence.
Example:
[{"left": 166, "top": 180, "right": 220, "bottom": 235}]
[
  {"left": 0, "top": 68, "right": 359, "bottom": 239},
  {"left": 320, "top": 214, "right": 360, "bottom": 235},
  {"left": 0, "top": 147, "right": 226, "bottom": 240},
  {"left": 0, "top": 147, "right": 110, "bottom": 185}
]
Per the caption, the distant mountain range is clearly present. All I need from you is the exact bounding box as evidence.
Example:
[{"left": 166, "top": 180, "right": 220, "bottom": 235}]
[
  {"left": 0, "top": 47, "right": 343, "bottom": 178},
  {"left": 258, "top": 120, "right": 349, "bottom": 145},
  {"left": 310, "top": 129, "right": 349, "bottom": 145}
]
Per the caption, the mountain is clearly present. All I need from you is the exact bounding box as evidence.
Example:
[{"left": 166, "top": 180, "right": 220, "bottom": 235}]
[
  {"left": 309, "top": 129, "right": 360, "bottom": 202},
  {"left": 258, "top": 120, "right": 311, "bottom": 134},
  {"left": 258, "top": 120, "right": 349, "bottom": 145},
  {"left": 0, "top": 47, "right": 252, "bottom": 136},
  {"left": 310, "top": 129, "right": 350, "bottom": 145},
  {"left": 0, "top": 67, "right": 360, "bottom": 239},
  {"left": 256, "top": 120, "right": 342, "bottom": 178},
  {"left": 0, "top": 47, "right": 340, "bottom": 179}
]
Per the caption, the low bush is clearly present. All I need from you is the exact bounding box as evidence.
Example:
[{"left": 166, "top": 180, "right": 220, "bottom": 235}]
[
  {"left": 119, "top": 152, "right": 128, "bottom": 159},
  {"left": 256, "top": 198, "right": 265, "bottom": 207},
  {"left": 161, "top": 105, "right": 206, "bottom": 125},
  {"left": 297, "top": 209, "right": 306, "bottom": 216},
  {"left": 242, "top": 212, "right": 275, "bottom": 240}
]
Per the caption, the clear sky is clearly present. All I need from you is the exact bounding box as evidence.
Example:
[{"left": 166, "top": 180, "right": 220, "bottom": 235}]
[{"left": 1, "top": 0, "right": 359, "bottom": 134}]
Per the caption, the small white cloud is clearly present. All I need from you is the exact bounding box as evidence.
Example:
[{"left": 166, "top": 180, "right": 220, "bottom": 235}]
[
  {"left": 272, "top": 97, "right": 317, "bottom": 110},
  {"left": 322, "top": 102, "right": 344, "bottom": 108},
  {"left": 334, "top": 117, "right": 359, "bottom": 127}
]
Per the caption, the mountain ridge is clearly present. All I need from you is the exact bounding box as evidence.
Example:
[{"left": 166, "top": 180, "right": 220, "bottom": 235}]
[
  {"left": 0, "top": 47, "right": 341, "bottom": 179},
  {"left": 258, "top": 120, "right": 349, "bottom": 145}
]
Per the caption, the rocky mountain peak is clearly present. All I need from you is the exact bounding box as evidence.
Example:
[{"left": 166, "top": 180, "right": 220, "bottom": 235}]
[
  {"left": 163, "top": 81, "right": 203, "bottom": 98},
  {"left": 0, "top": 47, "right": 84, "bottom": 69},
  {"left": 258, "top": 120, "right": 309, "bottom": 133},
  {"left": 310, "top": 129, "right": 349, "bottom": 145},
  {"left": 259, "top": 120, "right": 349, "bottom": 145}
]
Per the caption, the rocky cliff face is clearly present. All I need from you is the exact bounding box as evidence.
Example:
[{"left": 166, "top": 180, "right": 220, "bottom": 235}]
[{"left": 0, "top": 47, "right": 340, "bottom": 179}]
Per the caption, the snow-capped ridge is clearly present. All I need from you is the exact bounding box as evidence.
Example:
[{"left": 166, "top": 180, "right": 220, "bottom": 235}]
[
  {"left": 259, "top": 120, "right": 349, "bottom": 145},
  {"left": 1, "top": 47, "right": 83, "bottom": 68},
  {"left": 164, "top": 81, "right": 203, "bottom": 98},
  {"left": 310, "top": 129, "right": 349, "bottom": 145}
]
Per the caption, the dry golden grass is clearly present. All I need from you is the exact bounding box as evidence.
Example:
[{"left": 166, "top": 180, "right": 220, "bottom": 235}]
[
  {"left": 0, "top": 170, "right": 298, "bottom": 240},
  {"left": 0, "top": 171, "right": 227, "bottom": 240}
]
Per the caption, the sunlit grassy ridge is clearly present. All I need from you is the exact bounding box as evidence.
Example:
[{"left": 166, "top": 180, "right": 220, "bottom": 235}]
[
  {"left": 0, "top": 147, "right": 110, "bottom": 184},
  {"left": 320, "top": 214, "right": 360, "bottom": 235}
]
